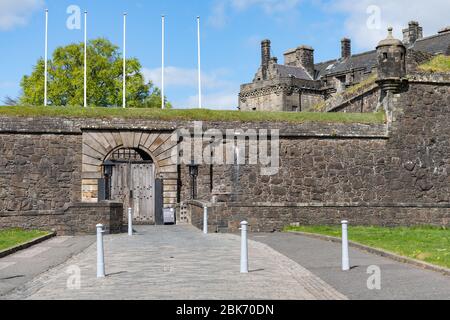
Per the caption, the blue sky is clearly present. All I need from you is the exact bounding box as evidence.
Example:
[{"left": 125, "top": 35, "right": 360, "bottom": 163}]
[{"left": 0, "top": 0, "right": 449, "bottom": 109}]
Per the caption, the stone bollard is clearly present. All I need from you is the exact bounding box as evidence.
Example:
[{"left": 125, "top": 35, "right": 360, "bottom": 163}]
[
  {"left": 128, "top": 208, "right": 133, "bottom": 236},
  {"left": 341, "top": 220, "right": 350, "bottom": 271},
  {"left": 96, "top": 224, "right": 105, "bottom": 278},
  {"left": 240, "top": 221, "right": 249, "bottom": 273},
  {"left": 203, "top": 206, "right": 208, "bottom": 234}
]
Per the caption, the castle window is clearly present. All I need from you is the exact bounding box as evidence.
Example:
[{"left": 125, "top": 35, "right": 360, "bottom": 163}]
[{"left": 383, "top": 52, "right": 388, "bottom": 61}]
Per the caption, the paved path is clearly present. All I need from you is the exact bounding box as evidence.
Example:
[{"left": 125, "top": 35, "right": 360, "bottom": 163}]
[
  {"left": 3, "top": 226, "right": 346, "bottom": 300},
  {"left": 0, "top": 235, "right": 95, "bottom": 297},
  {"left": 250, "top": 233, "right": 450, "bottom": 300}
]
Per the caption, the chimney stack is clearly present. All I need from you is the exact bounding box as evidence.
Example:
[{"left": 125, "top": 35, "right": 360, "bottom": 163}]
[
  {"left": 341, "top": 38, "right": 351, "bottom": 59},
  {"left": 261, "top": 39, "right": 271, "bottom": 79},
  {"left": 297, "top": 45, "right": 315, "bottom": 78},
  {"left": 402, "top": 21, "right": 423, "bottom": 46},
  {"left": 283, "top": 45, "right": 315, "bottom": 77}
]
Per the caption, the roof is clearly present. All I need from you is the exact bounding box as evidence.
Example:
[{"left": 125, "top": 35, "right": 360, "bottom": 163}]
[
  {"left": 270, "top": 28, "right": 450, "bottom": 82},
  {"left": 315, "top": 51, "right": 377, "bottom": 78},
  {"left": 378, "top": 27, "right": 404, "bottom": 47},
  {"left": 410, "top": 31, "right": 450, "bottom": 55},
  {"left": 273, "top": 64, "right": 313, "bottom": 80}
]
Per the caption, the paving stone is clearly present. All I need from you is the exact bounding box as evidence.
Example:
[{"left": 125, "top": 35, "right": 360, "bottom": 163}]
[{"left": 4, "top": 226, "right": 346, "bottom": 300}]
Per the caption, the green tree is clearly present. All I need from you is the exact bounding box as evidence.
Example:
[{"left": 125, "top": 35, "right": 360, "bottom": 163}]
[{"left": 20, "top": 38, "right": 170, "bottom": 108}]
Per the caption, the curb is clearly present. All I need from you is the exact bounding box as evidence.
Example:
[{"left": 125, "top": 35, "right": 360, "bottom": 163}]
[
  {"left": 287, "top": 231, "right": 450, "bottom": 277},
  {"left": 0, "top": 232, "right": 57, "bottom": 259}
]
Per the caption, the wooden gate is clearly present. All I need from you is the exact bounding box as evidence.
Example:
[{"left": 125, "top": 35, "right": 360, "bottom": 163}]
[{"left": 110, "top": 161, "right": 155, "bottom": 224}]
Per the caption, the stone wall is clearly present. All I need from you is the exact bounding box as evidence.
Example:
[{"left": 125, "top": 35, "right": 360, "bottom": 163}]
[
  {"left": 0, "top": 201, "right": 123, "bottom": 235},
  {"left": 0, "top": 133, "right": 81, "bottom": 212},
  {"left": 0, "top": 75, "right": 449, "bottom": 232},
  {"left": 184, "top": 77, "right": 450, "bottom": 231},
  {"left": 239, "top": 78, "right": 324, "bottom": 112},
  {"left": 187, "top": 202, "right": 450, "bottom": 233}
]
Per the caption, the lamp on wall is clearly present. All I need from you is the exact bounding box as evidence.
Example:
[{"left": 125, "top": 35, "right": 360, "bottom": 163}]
[{"left": 187, "top": 160, "right": 199, "bottom": 200}]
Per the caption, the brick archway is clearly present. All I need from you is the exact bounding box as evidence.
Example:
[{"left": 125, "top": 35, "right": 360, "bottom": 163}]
[{"left": 81, "top": 130, "right": 179, "bottom": 208}]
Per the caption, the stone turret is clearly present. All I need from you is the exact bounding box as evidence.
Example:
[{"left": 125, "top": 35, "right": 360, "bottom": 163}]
[{"left": 376, "top": 27, "right": 406, "bottom": 92}]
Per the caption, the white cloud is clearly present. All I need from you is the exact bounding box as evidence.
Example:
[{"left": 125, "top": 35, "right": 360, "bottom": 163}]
[
  {"left": 231, "top": 0, "right": 301, "bottom": 12},
  {"left": 0, "top": 0, "right": 44, "bottom": 31},
  {"left": 142, "top": 66, "right": 233, "bottom": 90},
  {"left": 326, "top": 0, "right": 450, "bottom": 50},
  {"left": 209, "top": 0, "right": 301, "bottom": 28},
  {"left": 142, "top": 66, "right": 239, "bottom": 110},
  {"left": 178, "top": 92, "right": 238, "bottom": 110}
]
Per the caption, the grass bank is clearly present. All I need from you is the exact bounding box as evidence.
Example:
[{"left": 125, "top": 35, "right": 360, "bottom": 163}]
[
  {"left": 418, "top": 55, "right": 450, "bottom": 73},
  {"left": 0, "top": 106, "right": 386, "bottom": 124},
  {"left": 0, "top": 228, "right": 51, "bottom": 251},
  {"left": 284, "top": 225, "right": 450, "bottom": 269}
]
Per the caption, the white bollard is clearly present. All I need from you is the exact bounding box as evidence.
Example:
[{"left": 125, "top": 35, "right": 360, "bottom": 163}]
[
  {"left": 240, "top": 221, "right": 249, "bottom": 273},
  {"left": 96, "top": 224, "right": 105, "bottom": 278},
  {"left": 128, "top": 207, "right": 133, "bottom": 236},
  {"left": 342, "top": 220, "right": 350, "bottom": 271},
  {"left": 203, "top": 206, "right": 208, "bottom": 234}
]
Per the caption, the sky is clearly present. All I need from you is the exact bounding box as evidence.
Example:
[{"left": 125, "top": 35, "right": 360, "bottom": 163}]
[{"left": 0, "top": 0, "right": 449, "bottom": 110}]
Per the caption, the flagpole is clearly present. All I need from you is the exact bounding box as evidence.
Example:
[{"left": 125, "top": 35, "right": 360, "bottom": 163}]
[
  {"left": 84, "top": 11, "right": 87, "bottom": 108},
  {"left": 44, "top": 9, "right": 48, "bottom": 106},
  {"left": 161, "top": 15, "right": 165, "bottom": 109},
  {"left": 197, "top": 16, "right": 202, "bottom": 109},
  {"left": 123, "top": 12, "right": 127, "bottom": 109}
]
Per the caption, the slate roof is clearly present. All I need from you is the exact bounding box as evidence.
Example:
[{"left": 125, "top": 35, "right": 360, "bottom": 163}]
[
  {"left": 282, "top": 30, "right": 450, "bottom": 81},
  {"left": 315, "top": 51, "right": 377, "bottom": 79},
  {"left": 411, "top": 31, "right": 450, "bottom": 55},
  {"left": 273, "top": 64, "right": 313, "bottom": 80}
]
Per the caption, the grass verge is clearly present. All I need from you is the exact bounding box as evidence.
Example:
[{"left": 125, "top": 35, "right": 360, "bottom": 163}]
[
  {"left": 284, "top": 225, "right": 450, "bottom": 269},
  {"left": 0, "top": 228, "right": 51, "bottom": 251},
  {"left": 418, "top": 55, "right": 450, "bottom": 73},
  {"left": 0, "top": 106, "right": 386, "bottom": 124}
]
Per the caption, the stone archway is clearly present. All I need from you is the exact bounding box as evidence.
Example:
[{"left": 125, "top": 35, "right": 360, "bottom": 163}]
[{"left": 81, "top": 130, "right": 179, "bottom": 209}]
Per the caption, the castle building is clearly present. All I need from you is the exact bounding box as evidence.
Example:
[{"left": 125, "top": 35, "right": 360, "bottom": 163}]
[{"left": 239, "top": 21, "right": 450, "bottom": 112}]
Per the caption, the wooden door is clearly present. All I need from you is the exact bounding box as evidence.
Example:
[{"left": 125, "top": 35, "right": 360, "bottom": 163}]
[{"left": 110, "top": 162, "right": 155, "bottom": 224}]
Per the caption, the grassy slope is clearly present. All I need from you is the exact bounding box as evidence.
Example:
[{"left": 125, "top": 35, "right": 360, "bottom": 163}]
[
  {"left": 311, "top": 75, "right": 378, "bottom": 112},
  {"left": 418, "top": 55, "right": 450, "bottom": 73},
  {"left": 0, "top": 228, "right": 50, "bottom": 251},
  {"left": 0, "top": 106, "right": 386, "bottom": 124},
  {"left": 285, "top": 225, "right": 450, "bottom": 269}
]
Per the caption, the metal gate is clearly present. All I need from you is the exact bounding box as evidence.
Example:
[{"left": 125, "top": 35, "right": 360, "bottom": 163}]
[{"left": 110, "top": 161, "right": 155, "bottom": 224}]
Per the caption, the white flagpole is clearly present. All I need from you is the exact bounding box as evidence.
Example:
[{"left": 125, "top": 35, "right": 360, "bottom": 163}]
[
  {"left": 84, "top": 11, "right": 87, "bottom": 108},
  {"left": 123, "top": 12, "right": 127, "bottom": 109},
  {"left": 161, "top": 15, "right": 165, "bottom": 109},
  {"left": 44, "top": 9, "right": 48, "bottom": 106},
  {"left": 197, "top": 16, "right": 202, "bottom": 109}
]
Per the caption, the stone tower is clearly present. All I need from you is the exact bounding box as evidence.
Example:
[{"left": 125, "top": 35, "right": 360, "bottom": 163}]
[{"left": 376, "top": 27, "right": 406, "bottom": 92}]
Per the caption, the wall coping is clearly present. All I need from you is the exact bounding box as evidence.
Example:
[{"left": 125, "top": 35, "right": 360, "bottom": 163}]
[
  {"left": 207, "top": 202, "right": 450, "bottom": 208},
  {"left": 0, "top": 117, "right": 388, "bottom": 139},
  {"left": 407, "top": 72, "right": 450, "bottom": 84},
  {"left": 0, "top": 201, "right": 123, "bottom": 217}
]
